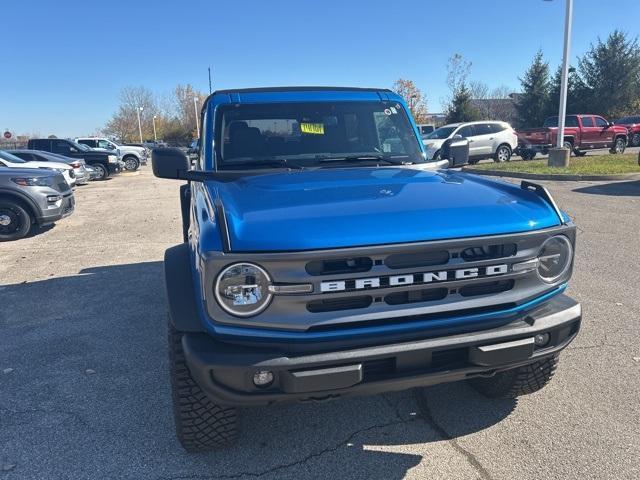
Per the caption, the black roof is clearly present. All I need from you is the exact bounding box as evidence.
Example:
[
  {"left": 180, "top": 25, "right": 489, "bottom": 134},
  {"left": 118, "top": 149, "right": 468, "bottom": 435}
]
[{"left": 212, "top": 86, "right": 392, "bottom": 95}]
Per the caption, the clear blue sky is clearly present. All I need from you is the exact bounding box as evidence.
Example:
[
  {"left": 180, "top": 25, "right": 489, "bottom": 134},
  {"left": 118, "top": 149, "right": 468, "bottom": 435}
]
[{"left": 2, "top": 0, "right": 638, "bottom": 137}]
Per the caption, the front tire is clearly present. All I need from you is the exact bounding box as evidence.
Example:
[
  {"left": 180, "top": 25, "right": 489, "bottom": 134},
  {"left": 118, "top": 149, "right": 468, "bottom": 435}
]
[
  {"left": 493, "top": 144, "right": 512, "bottom": 163},
  {"left": 469, "top": 355, "right": 559, "bottom": 399},
  {"left": 93, "top": 164, "right": 109, "bottom": 180},
  {"left": 123, "top": 156, "right": 140, "bottom": 171},
  {"left": 0, "top": 200, "right": 32, "bottom": 241},
  {"left": 610, "top": 137, "right": 626, "bottom": 154},
  {"left": 563, "top": 141, "right": 574, "bottom": 156},
  {"left": 168, "top": 320, "right": 238, "bottom": 451}
]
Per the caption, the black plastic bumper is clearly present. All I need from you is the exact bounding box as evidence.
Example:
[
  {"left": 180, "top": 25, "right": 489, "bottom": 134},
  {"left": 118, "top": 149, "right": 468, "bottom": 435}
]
[{"left": 182, "top": 295, "right": 581, "bottom": 406}]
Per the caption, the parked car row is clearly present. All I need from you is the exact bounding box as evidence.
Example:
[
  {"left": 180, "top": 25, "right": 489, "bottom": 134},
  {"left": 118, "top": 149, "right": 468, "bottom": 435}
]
[
  {"left": 0, "top": 137, "right": 149, "bottom": 241},
  {"left": 75, "top": 137, "right": 149, "bottom": 171},
  {"left": 422, "top": 112, "right": 639, "bottom": 163}
]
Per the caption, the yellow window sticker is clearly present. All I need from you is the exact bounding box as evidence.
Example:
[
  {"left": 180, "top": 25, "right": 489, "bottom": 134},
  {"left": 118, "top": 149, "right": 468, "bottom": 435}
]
[{"left": 300, "top": 122, "right": 325, "bottom": 135}]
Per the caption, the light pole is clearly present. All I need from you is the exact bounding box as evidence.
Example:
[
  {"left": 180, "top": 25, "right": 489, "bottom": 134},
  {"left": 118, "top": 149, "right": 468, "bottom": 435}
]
[
  {"left": 193, "top": 96, "right": 200, "bottom": 138},
  {"left": 152, "top": 115, "right": 158, "bottom": 142},
  {"left": 136, "top": 106, "right": 144, "bottom": 143},
  {"left": 410, "top": 94, "right": 418, "bottom": 116},
  {"left": 546, "top": 0, "right": 574, "bottom": 166}
]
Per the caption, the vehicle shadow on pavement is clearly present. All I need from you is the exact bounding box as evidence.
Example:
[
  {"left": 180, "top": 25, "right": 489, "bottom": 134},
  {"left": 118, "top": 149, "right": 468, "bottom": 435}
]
[
  {"left": 572, "top": 179, "right": 640, "bottom": 196},
  {"left": 0, "top": 261, "right": 516, "bottom": 480},
  {"left": 22, "top": 223, "right": 55, "bottom": 240}
]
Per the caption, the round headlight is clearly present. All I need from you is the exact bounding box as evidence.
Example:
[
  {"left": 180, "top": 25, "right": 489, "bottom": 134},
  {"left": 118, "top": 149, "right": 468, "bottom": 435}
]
[
  {"left": 537, "top": 235, "right": 573, "bottom": 283},
  {"left": 214, "top": 263, "right": 272, "bottom": 317}
]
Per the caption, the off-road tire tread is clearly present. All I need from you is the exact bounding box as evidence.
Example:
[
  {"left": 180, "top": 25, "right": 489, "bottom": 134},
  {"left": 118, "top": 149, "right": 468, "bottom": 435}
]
[
  {"left": 168, "top": 321, "right": 238, "bottom": 451},
  {"left": 469, "top": 355, "right": 559, "bottom": 399}
]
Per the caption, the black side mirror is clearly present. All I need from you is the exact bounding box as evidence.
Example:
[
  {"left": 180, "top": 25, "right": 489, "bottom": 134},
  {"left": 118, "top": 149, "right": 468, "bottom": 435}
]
[
  {"left": 152, "top": 147, "right": 190, "bottom": 179},
  {"left": 608, "top": 122, "right": 614, "bottom": 127},
  {"left": 441, "top": 137, "right": 470, "bottom": 167}
]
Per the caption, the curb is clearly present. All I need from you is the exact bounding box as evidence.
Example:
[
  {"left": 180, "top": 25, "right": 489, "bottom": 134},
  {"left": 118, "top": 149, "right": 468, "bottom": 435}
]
[{"left": 461, "top": 168, "right": 640, "bottom": 182}]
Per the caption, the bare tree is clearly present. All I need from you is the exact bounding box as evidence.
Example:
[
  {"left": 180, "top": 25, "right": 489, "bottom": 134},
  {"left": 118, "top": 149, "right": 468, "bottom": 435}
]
[
  {"left": 469, "top": 81, "right": 517, "bottom": 123},
  {"left": 173, "top": 84, "right": 207, "bottom": 138},
  {"left": 469, "top": 80, "right": 489, "bottom": 100},
  {"left": 446, "top": 54, "right": 472, "bottom": 95},
  {"left": 103, "top": 86, "right": 158, "bottom": 142},
  {"left": 392, "top": 79, "right": 429, "bottom": 123},
  {"left": 443, "top": 53, "right": 475, "bottom": 119}
]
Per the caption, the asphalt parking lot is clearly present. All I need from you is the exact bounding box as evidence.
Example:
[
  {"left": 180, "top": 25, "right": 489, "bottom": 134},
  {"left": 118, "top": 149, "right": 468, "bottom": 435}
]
[{"left": 1, "top": 167, "right": 639, "bottom": 480}]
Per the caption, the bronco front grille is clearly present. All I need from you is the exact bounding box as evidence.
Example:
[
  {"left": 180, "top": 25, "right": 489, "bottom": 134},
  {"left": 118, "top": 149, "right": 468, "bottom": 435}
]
[
  {"left": 459, "top": 280, "right": 515, "bottom": 297},
  {"left": 305, "top": 302, "right": 518, "bottom": 332},
  {"left": 202, "top": 226, "right": 576, "bottom": 333},
  {"left": 384, "top": 287, "right": 448, "bottom": 306},
  {"left": 460, "top": 243, "right": 517, "bottom": 262},
  {"left": 307, "top": 296, "right": 372, "bottom": 313}
]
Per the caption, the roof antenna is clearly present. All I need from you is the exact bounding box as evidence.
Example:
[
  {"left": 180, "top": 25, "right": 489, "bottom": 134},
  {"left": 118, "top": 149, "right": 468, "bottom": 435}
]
[{"left": 208, "top": 67, "right": 212, "bottom": 94}]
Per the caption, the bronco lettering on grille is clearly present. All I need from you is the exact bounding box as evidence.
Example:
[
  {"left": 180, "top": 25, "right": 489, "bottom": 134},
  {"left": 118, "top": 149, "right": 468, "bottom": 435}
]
[{"left": 320, "top": 264, "right": 509, "bottom": 292}]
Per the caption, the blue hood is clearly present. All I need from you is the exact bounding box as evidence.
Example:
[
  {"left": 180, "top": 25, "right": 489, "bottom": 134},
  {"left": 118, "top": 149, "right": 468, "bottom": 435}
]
[{"left": 208, "top": 167, "right": 561, "bottom": 252}]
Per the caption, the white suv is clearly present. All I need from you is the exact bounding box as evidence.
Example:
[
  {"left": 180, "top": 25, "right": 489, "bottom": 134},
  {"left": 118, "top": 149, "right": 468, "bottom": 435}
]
[
  {"left": 75, "top": 137, "right": 148, "bottom": 171},
  {"left": 0, "top": 150, "right": 76, "bottom": 187},
  {"left": 423, "top": 121, "right": 517, "bottom": 163}
]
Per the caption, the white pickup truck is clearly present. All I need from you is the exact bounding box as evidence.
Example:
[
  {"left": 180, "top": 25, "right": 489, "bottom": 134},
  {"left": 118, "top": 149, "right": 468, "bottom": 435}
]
[{"left": 75, "top": 137, "right": 148, "bottom": 171}]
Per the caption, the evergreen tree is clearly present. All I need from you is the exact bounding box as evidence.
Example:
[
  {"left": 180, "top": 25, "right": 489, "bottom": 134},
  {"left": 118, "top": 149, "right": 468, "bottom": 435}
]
[
  {"left": 578, "top": 30, "right": 640, "bottom": 118},
  {"left": 445, "top": 83, "right": 480, "bottom": 123},
  {"left": 515, "top": 51, "right": 550, "bottom": 127},
  {"left": 546, "top": 65, "right": 588, "bottom": 118}
]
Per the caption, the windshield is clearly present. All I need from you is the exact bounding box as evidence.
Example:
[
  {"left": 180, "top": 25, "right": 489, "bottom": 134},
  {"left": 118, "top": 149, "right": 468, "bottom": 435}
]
[
  {"left": 542, "top": 116, "right": 579, "bottom": 128},
  {"left": 48, "top": 152, "right": 73, "bottom": 160},
  {"left": 215, "top": 101, "right": 423, "bottom": 169},
  {"left": 0, "top": 150, "right": 27, "bottom": 163},
  {"left": 426, "top": 126, "right": 457, "bottom": 139},
  {"left": 72, "top": 141, "right": 92, "bottom": 152}
]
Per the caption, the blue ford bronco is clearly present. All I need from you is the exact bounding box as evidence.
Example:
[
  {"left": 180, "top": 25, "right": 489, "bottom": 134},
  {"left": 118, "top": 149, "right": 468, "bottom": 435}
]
[{"left": 152, "top": 87, "right": 581, "bottom": 451}]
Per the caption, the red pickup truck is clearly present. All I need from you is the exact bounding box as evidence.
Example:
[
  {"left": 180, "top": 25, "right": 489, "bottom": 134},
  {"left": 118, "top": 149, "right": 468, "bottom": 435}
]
[
  {"left": 614, "top": 115, "right": 640, "bottom": 147},
  {"left": 516, "top": 114, "right": 628, "bottom": 160}
]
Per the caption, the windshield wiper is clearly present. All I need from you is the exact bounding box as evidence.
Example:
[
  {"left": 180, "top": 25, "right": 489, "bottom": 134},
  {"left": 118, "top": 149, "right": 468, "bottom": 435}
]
[
  {"left": 318, "top": 154, "right": 413, "bottom": 165},
  {"left": 224, "top": 158, "right": 305, "bottom": 170}
]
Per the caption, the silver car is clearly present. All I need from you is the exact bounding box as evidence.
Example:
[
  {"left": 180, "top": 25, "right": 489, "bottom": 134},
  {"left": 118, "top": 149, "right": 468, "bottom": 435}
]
[
  {"left": 0, "top": 165, "right": 75, "bottom": 241},
  {"left": 9, "top": 149, "right": 92, "bottom": 185},
  {"left": 422, "top": 121, "right": 518, "bottom": 163}
]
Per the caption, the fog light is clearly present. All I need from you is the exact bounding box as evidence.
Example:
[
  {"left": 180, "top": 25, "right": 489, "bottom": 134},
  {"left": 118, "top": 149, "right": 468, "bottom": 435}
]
[
  {"left": 253, "top": 370, "right": 274, "bottom": 387},
  {"left": 534, "top": 333, "right": 550, "bottom": 347}
]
